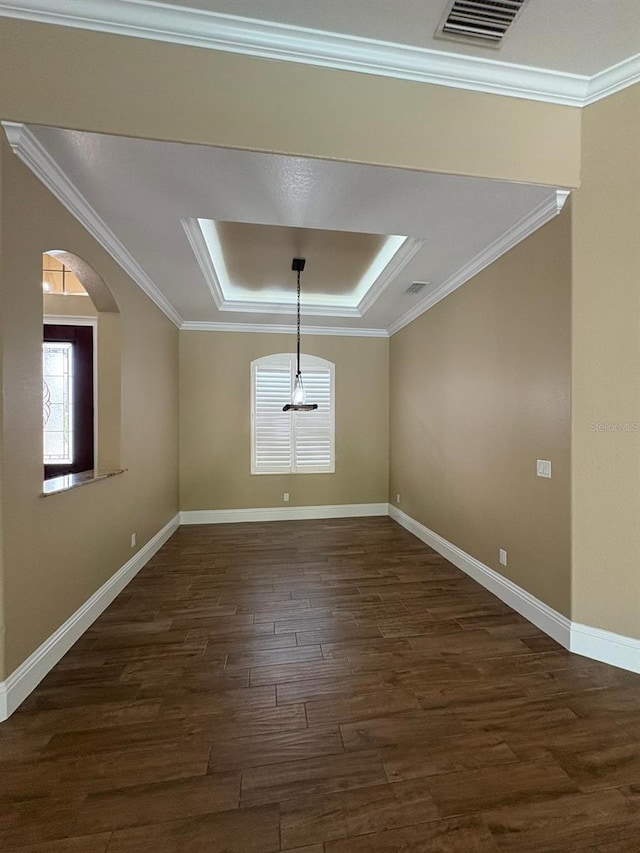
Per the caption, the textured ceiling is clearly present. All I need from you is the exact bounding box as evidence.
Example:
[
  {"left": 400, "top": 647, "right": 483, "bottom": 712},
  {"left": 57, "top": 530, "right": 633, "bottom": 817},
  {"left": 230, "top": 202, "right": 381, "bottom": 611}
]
[{"left": 164, "top": 0, "right": 640, "bottom": 75}]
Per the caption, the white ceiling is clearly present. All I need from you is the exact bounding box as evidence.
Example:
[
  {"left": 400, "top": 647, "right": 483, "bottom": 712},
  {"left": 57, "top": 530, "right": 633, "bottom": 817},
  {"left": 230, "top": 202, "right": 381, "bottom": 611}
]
[
  {"left": 168, "top": 0, "right": 640, "bottom": 75},
  {"left": 5, "top": 123, "right": 564, "bottom": 335}
]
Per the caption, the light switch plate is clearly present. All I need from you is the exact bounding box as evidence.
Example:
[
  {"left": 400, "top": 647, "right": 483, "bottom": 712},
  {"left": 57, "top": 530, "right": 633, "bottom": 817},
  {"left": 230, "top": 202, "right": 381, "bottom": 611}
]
[
  {"left": 536, "top": 459, "right": 552, "bottom": 478},
  {"left": 499, "top": 549, "right": 507, "bottom": 566}
]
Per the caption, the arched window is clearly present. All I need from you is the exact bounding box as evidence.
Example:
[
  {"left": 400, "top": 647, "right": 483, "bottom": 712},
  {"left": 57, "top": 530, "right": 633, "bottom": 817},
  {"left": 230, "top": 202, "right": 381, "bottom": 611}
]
[{"left": 251, "top": 353, "right": 335, "bottom": 475}]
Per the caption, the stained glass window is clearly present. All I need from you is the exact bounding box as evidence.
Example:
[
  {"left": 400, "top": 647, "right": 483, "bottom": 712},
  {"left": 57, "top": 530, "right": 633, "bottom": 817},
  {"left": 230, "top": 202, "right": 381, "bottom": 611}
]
[{"left": 43, "top": 341, "right": 74, "bottom": 464}]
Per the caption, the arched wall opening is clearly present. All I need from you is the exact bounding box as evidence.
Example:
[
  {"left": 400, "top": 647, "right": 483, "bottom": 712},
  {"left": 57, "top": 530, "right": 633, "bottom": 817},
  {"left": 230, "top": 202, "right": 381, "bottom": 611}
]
[{"left": 42, "top": 250, "right": 122, "bottom": 476}]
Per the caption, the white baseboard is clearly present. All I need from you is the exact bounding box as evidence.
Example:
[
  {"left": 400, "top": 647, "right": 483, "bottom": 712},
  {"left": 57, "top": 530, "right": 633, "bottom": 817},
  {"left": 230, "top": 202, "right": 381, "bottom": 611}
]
[
  {"left": 0, "top": 513, "right": 180, "bottom": 722},
  {"left": 388, "top": 505, "right": 571, "bottom": 648},
  {"left": 389, "top": 505, "right": 640, "bottom": 674},
  {"left": 570, "top": 622, "right": 640, "bottom": 674},
  {"left": 180, "top": 503, "right": 390, "bottom": 525}
]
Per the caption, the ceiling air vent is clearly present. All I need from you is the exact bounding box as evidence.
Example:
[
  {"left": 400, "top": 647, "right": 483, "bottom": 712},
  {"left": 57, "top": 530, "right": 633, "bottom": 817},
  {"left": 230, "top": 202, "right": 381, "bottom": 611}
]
[
  {"left": 436, "top": 0, "right": 529, "bottom": 48},
  {"left": 406, "top": 281, "right": 430, "bottom": 294}
]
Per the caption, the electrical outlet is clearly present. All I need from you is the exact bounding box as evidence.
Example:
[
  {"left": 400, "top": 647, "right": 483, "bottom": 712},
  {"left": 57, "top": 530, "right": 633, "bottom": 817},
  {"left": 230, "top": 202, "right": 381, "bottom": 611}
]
[
  {"left": 396, "top": 493, "right": 401, "bottom": 503},
  {"left": 536, "top": 459, "right": 552, "bottom": 478},
  {"left": 131, "top": 533, "right": 137, "bottom": 549},
  {"left": 283, "top": 492, "right": 289, "bottom": 502},
  {"left": 499, "top": 549, "right": 507, "bottom": 567}
]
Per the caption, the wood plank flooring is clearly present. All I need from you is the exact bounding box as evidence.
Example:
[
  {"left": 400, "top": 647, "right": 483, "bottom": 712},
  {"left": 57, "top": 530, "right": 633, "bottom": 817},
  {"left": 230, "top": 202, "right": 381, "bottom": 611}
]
[{"left": 1, "top": 517, "right": 639, "bottom": 851}]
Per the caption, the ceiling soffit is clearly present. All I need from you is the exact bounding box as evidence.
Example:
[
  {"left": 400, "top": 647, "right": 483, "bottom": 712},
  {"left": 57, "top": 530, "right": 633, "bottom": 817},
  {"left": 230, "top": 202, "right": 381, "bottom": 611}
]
[{"left": 3, "top": 121, "right": 569, "bottom": 337}]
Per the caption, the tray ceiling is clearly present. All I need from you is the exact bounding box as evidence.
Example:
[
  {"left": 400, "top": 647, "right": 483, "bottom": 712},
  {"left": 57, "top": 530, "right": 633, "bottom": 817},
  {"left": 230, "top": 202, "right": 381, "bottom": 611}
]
[{"left": 4, "top": 122, "right": 567, "bottom": 335}]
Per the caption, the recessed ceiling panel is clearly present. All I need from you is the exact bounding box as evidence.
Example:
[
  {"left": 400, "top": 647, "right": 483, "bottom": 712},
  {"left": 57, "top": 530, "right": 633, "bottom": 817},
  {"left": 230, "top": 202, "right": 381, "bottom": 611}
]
[{"left": 216, "top": 222, "right": 386, "bottom": 297}]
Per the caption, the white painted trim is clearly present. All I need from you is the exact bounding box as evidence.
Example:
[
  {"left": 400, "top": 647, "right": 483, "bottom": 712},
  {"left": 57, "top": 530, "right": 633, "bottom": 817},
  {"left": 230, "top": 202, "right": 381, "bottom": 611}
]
[
  {"left": 570, "top": 622, "right": 640, "bottom": 675},
  {"left": 584, "top": 54, "right": 640, "bottom": 106},
  {"left": 356, "top": 238, "right": 425, "bottom": 316},
  {"left": 180, "top": 503, "right": 389, "bottom": 525},
  {"left": 181, "top": 217, "right": 225, "bottom": 309},
  {"left": 389, "top": 505, "right": 640, "bottom": 674},
  {"left": 555, "top": 189, "right": 571, "bottom": 213},
  {"left": 1, "top": 1, "right": 637, "bottom": 107},
  {"left": 179, "top": 321, "right": 388, "bottom": 337},
  {"left": 388, "top": 505, "right": 571, "bottom": 647},
  {"left": 217, "top": 300, "right": 362, "bottom": 318},
  {"left": 42, "top": 315, "right": 96, "bottom": 326},
  {"left": 2, "top": 122, "right": 183, "bottom": 328},
  {"left": 0, "top": 513, "right": 180, "bottom": 721},
  {"left": 387, "top": 189, "right": 570, "bottom": 336}
]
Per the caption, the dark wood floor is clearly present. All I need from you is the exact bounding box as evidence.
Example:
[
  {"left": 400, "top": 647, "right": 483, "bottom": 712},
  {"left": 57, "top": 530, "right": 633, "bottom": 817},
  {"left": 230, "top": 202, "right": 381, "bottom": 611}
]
[{"left": 1, "top": 518, "right": 639, "bottom": 851}]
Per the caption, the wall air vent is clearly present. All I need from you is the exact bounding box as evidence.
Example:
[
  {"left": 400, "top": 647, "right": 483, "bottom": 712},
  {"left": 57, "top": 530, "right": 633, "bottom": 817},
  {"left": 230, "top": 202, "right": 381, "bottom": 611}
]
[
  {"left": 436, "top": 0, "right": 529, "bottom": 48},
  {"left": 406, "top": 281, "right": 430, "bottom": 294}
]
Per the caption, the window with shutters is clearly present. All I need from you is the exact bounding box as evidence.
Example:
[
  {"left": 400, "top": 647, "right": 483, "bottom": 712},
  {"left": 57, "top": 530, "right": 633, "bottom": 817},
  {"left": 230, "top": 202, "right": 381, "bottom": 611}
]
[{"left": 251, "top": 353, "right": 335, "bottom": 475}]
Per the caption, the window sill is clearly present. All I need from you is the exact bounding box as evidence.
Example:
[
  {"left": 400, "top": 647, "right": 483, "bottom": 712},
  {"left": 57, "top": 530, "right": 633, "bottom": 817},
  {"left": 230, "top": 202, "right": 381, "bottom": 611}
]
[{"left": 42, "top": 468, "right": 126, "bottom": 496}]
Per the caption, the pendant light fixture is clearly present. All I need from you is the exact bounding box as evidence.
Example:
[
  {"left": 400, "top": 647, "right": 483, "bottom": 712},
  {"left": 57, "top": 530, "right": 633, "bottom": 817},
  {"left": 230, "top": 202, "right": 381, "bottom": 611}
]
[{"left": 283, "top": 257, "right": 318, "bottom": 412}]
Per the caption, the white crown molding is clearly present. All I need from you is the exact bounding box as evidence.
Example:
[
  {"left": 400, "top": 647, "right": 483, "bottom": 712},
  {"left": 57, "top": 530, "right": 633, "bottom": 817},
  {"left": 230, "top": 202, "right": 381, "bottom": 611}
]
[
  {"left": 181, "top": 217, "right": 225, "bottom": 308},
  {"left": 184, "top": 217, "right": 421, "bottom": 319},
  {"left": 356, "top": 238, "right": 424, "bottom": 315},
  {"left": 387, "top": 188, "right": 570, "bottom": 336},
  {"left": 180, "top": 321, "right": 388, "bottom": 338},
  {"left": 217, "top": 300, "right": 362, "bottom": 318},
  {"left": 180, "top": 503, "right": 389, "bottom": 525},
  {"left": 555, "top": 188, "right": 571, "bottom": 213},
  {"left": 1, "top": 1, "right": 638, "bottom": 107},
  {"left": 2, "top": 121, "right": 183, "bottom": 328},
  {"left": 0, "top": 513, "right": 179, "bottom": 721},
  {"left": 583, "top": 54, "right": 640, "bottom": 106},
  {"left": 389, "top": 505, "right": 640, "bottom": 674}
]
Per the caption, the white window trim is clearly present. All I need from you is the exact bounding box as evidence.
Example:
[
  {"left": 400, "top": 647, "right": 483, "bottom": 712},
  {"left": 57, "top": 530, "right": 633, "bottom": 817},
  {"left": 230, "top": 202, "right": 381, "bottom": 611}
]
[{"left": 251, "top": 352, "right": 335, "bottom": 475}]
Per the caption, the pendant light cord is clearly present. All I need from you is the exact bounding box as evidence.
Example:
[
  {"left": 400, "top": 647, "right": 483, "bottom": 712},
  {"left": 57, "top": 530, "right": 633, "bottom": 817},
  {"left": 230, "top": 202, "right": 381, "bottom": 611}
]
[{"left": 296, "top": 267, "right": 301, "bottom": 378}]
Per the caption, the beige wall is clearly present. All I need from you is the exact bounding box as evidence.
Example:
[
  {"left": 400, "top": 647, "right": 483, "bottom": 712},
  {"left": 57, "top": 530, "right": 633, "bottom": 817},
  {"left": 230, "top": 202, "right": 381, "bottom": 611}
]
[
  {"left": 180, "top": 331, "right": 388, "bottom": 510},
  {"left": 43, "top": 293, "right": 96, "bottom": 318},
  {"left": 0, "top": 138, "right": 179, "bottom": 677},
  {"left": 0, "top": 19, "right": 580, "bottom": 187},
  {"left": 389, "top": 208, "right": 572, "bottom": 615},
  {"left": 571, "top": 84, "right": 640, "bottom": 639}
]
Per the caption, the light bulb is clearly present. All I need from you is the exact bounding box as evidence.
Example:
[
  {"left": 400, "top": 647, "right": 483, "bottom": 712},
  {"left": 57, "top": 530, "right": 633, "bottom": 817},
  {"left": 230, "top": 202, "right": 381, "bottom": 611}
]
[
  {"left": 42, "top": 280, "right": 52, "bottom": 292},
  {"left": 292, "top": 374, "right": 306, "bottom": 405}
]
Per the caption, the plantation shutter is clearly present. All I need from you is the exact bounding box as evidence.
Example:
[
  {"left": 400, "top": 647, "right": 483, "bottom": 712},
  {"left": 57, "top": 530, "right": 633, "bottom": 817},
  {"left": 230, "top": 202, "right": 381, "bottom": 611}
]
[
  {"left": 251, "top": 354, "right": 334, "bottom": 475},
  {"left": 253, "top": 363, "right": 293, "bottom": 473},
  {"left": 293, "top": 366, "right": 332, "bottom": 472}
]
